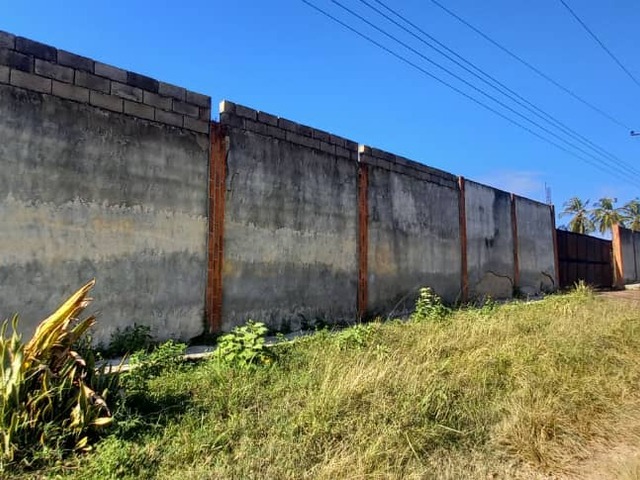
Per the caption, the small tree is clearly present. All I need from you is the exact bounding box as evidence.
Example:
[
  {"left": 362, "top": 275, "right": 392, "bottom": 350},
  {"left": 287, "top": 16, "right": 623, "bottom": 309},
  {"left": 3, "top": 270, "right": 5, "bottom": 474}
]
[
  {"left": 622, "top": 198, "right": 640, "bottom": 231},
  {"left": 560, "top": 197, "right": 595, "bottom": 234},
  {"left": 591, "top": 197, "right": 623, "bottom": 235}
]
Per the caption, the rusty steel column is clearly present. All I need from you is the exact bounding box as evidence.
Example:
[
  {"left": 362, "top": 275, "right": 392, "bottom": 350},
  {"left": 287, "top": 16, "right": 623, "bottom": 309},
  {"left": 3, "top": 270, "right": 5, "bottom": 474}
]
[
  {"left": 458, "top": 177, "right": 468, "bottom": 303},
  {"left": 612, "top": 223, "right": 624, "bottom": 288},
  {"left": 550, "top": 205, "right": 560, "bottom": 289},
  {"left": 357, "top": 162, "right": 369, "bottom": 320},
  {"left": 206, "top": 122, "right": 227, "bottom": 333},
  {"left": 510, "top": 194, "right": 520, "bottom": 292}
]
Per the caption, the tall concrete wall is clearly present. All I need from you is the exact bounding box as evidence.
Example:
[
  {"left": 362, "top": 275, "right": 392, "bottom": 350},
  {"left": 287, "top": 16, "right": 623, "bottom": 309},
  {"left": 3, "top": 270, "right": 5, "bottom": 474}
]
[
  {"left": 618, "top": 227, "right": 639, "bottom": 283},
  {"left": 361, "top": 147, "right": 461, "bottom": 316},
  {"left": 464, "top": 181, "right": 514, "bottom": 299},
  {"left": 218, "top": 101, "right": 359, "bottom": 331},
  {"left": 515, "top": 196, "right": 557, "bottom": 294},
  {"left": 0, "top": 31, "right": 211, "bottom": 344}
]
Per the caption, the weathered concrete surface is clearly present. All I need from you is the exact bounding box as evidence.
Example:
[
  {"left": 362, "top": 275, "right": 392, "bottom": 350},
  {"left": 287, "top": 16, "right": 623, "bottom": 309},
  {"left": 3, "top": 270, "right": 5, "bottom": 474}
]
[
  {"left": 619, "top": 228, "right": 639, "bottom": 283},
  {"left": 0, "top": 84, "right": 208, "bottom": 344},
  {"left": 465, "top": 181, "right": 514, "bottom": 299},
  {"left": 367, "top": 167, "right": 461, "bottom": 316},
  {"left": 515, "top": 197, "right": 556, "bottom": 295},
  {"left": 221, "top": 128, "right": 358, "bottom": 331}
]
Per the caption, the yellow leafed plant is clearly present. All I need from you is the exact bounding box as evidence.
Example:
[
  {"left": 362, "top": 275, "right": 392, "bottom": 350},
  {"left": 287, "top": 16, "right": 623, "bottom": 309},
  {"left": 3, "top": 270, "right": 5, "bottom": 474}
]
[{"left": 0, "top": 280, "right": 114, "bottom": 471}]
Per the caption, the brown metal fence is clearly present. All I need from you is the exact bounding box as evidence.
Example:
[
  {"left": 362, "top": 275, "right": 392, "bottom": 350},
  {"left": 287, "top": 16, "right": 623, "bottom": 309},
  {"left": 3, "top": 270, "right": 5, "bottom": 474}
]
[{"left": 556, "top": 229, "right": 613, "bottom": 289}]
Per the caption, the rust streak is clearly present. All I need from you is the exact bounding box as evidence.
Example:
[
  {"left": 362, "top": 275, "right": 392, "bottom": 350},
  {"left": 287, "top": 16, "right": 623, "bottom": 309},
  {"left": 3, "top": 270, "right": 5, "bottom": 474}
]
[
  {"left": 458, "top": 177, "right": 468, "bottom": 303},
  {"left": 357, "top": 163, "right": 369, "bottom": 320},
  {"left": 511, "top": 194, "right": 520, "bottom": 291},
  {"left": 550, "top": 205, "right": 560, "bottom": 289},
  {"left": 207, "top": 122, "right": 227, "bottom": 333}
]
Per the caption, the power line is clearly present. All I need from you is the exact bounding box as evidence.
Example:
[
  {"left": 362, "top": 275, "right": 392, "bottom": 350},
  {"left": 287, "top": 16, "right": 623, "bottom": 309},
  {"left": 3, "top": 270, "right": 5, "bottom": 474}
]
[
  {"left": 357, "top": 0, "right": 640, "bottom": 178},
  {"left": 428, "top": 0, "right": 633, "bottom": 131},
  {"left": 299, "top": 0, "right": 638, "bottom": 187},
  {"left": 558, "top": 0, "right": 640, "bottom": 91},
  {"left": 325, "top": 0, "right": 640, "bottom": 183}
]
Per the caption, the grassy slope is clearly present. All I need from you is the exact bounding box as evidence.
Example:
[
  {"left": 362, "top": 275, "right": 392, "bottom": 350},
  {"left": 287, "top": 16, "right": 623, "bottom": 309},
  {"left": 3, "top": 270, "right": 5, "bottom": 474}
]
[{"left": 28, "top": 290, "right": 640, "bottom": 479}]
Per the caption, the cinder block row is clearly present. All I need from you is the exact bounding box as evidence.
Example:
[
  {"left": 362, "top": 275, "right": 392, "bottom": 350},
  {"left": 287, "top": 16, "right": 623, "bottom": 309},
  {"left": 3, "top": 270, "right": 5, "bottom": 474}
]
[
  {"left": 220, "top": 100, "right": 359, "bottom": 155},
  {"left": 359, "top": 145, "right": 457, "bottom": 188},
  {"left": 0, "top": 30, "right": 211, "bottom": 133},
  {"left": 220, "top": 100, "right": 359, "bottom": 160}
]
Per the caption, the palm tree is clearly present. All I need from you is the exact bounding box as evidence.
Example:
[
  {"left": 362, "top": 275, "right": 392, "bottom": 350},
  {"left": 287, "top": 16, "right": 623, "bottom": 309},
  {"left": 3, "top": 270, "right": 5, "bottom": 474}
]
[
  {"left": 560, "top": 197, "right": 595, "bottom": 234},
  {"left": 591, "top": 197, "right": 623, "bottom": 235},
  {"left": 622, "top": 198, "right": 640, "bottom": 231}
]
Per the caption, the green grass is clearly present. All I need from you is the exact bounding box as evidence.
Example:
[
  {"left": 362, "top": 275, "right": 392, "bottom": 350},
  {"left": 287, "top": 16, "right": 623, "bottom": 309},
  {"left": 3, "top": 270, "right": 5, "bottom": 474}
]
[{"left": 14, "top": 289, "right": 640, "bottom": 479}]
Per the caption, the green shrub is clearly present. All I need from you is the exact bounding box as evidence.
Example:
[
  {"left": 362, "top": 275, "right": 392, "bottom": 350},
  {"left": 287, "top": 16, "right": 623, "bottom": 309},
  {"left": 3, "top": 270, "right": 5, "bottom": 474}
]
[
  {"left": 411, "top": 287, "right": 451, "bottom": 322},
  {"left": 0, "top": 281, "right": 114, "bottom": 471},
  {"left": 120, "top": 341, "right": 187, "bottom": 394},
  {"left": 334, "top": 323, "right": 377, "bottom": 350},
  {"left": 215, "top": 321, "right": 274, "bottom": 368},
  {"left": 105, "top": 324, "right": 154, "bottom": 357}
]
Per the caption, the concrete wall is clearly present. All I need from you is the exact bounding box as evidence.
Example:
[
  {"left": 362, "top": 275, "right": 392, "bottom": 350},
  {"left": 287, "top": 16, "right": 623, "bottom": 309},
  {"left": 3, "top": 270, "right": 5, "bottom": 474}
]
[
  {"left": 361, "top": 147, "right": 461, "bottom": 316},
  {"left": 0, "top": 31, "right": 211, "bottom": 344},
  {"left": 618, "top": 227, "right": 639, "bottom": 283},
  {"left": 218, "top": 101, "right": 359, "bottom": 331},
  {"left": 515, "top": 196, "right": 557, "bottom": 295},
  {"left": 465, "top": 181, "right": 514, "bottom": 299}
]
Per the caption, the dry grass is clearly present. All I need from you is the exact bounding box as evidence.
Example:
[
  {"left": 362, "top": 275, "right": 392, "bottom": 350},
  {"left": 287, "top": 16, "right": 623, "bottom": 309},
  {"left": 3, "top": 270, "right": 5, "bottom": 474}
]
[{"left": 17, "top": 288, "right": 640, "bottom": 479}]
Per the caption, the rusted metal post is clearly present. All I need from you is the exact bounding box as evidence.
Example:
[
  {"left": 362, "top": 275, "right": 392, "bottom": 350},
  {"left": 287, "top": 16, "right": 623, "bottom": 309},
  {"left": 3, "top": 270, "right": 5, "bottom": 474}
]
[
  {"left": 357, "top": 161, "right": 369, "bottom": 320},
  {"left": 510, "top": 194, "right": 520, "bottom": 293},
  {"left": 611, "top": 223, "right": 624, "bottom": 288},
  {"left": 550, "top": 205, "right": 560, "bottom": 290},
  {"left": 458, "top": 176, "right": 468, "bottom": 303},
  {"left": 206, "top": 122, "right": 227, "bottom": 333}
]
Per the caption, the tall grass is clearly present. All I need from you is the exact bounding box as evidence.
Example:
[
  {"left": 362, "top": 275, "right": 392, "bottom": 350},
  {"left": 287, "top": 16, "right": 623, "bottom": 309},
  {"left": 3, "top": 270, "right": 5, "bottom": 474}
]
[{"left": 22, "top": 288, "right": 640, "bottom": 479}]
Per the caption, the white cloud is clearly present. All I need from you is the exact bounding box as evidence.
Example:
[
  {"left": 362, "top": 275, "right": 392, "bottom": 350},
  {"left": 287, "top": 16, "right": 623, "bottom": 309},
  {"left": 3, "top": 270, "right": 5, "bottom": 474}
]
[{"left": 475, "top": 170, "right": 544, "bottom": 199}]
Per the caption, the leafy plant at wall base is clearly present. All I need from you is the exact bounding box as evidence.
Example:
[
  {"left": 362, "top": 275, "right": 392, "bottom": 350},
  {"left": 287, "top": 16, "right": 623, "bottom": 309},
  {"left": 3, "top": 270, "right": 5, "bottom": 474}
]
[
  {"left": 0, "top": 280, "right": 114, "bottom": 471},
  {"left": 411, "top": 287, "right": 451, "bottom": 322},
  {"left": 120, "top": 341, "right": 187, "bottom": 394},
  {"left": 215, "top": 321, "right": 275, "bottom": 368},
  {"left": 105, "top": 324, "right": 154, "bottom": 357}
]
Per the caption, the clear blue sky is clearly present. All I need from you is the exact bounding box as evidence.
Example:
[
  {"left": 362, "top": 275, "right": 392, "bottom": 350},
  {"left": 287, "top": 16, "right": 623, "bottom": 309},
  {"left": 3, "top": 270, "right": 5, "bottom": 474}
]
[{"left": 3, "top": 0, "right": 639, "bottom": 218}]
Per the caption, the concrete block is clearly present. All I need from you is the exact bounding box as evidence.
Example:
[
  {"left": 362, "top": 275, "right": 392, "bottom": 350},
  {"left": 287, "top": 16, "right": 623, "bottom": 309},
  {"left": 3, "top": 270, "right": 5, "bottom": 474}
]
[
  {"left": 219, "top": 111, "right": 243, "bottom": 128},
  {"left": 244, "top": 119, "right": 268, "bottom": 136},
  {"left": 183, "top": 116, "right": 209, "bottom": 134},
  {"left": 52, "top": 80, "right": 89, "bottom": 102},
  {"left": 236, "top": 104, "right": 257, "bottom": 121},
  {"left": 34, "top": 59, "right": 74, "bottom": 83},
  {"left": 155, "top": 108, "right": 183, "bottom": 128},
  {"left": 95, "top": 62, "right": 127, "bottom": 82},
  {"left": 358, "top": 145, "right": 371, "bottom": 155},
  {"left": 0, "top": 65, "right": 8, "bottom": 83},
  {"left": 219, "top": 100, "right": 236, "bottom": 114},
  {"left": 185, "top": 90, "right": 210, "bottom": 108},
  {"left": 266, "top": 125, "right": 286, "bottom": 140},
  {"left": 345, "top": 139, "right": 358, "bottom": 151},
  {"left": 0, "top": 31, "right": 15, "bottom": 49},
  {"left": 57, "top": 50, "right": 93, "bottom": 71},
  {"left": 297, "top": 124, "right": 313, "bottom": 137},
  {"left": 9, "top": 69, "right": 51, "bottom": 93},
  {"left": 89, "top": 90, "right": 123, "bottom": 112},
  {"left": 335, "top": 145, "right": 352, "bottom": 159},
  {"left": 158, "top": 81, "right": 186, "bottom": 101},
  {"left": 257, "top": 111, "right": 278, "bottom": 126},
  {"left": 124, "top": 100, "right": 155, "bottom": 121},
  {"left": 285, "top": 131, "right": 320, "bottom": 150},
  {"left": 172, "top": 99, "right": 199, "bottom": 117},
  {"left": 199, "top": 107, "right": 211, "bottom": 121},
  {"left": 278, "top": 117, "right": 298, "bottom": 132},
  {"left": 143, "top": 90, "right": 172, "bottom": 110},
  {"left": 370, "top": 147, "right": 395, "bottom": 162},
  {"left": 15, "top": 37, "right": 56, "bottom": 62},
  {"left": 111, "top": 81, "right": 143, "bottom": 102},
  {"left": 319, "top": 141, "right": 335, "bottom": 155},
  {"left": 75, "top": 70, "right": 110, "bottom": 93},
  {"left": 330, "top": 134, "right": 347, "bottom": 148},
  {"left": 0, "top": 48, "right": 32, "bottom": 72},
  {"left": 127, "top": 71, "right": 159, "bottom": 93},
  {"left": 312, "top": 129, "right": 331, "bottom": 143}
]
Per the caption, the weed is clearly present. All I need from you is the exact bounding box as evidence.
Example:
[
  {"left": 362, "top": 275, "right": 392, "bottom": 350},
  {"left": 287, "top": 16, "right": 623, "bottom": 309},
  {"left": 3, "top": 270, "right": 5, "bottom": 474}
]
[
  {"left": 105, "top": 324, "right": 154, "bottom": 357},
  {"left": 411, "top": 286, "right": 451, "bottom": 322},
  {"left": 214, "top": 321, "right": 275, "bottom": 368}
]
